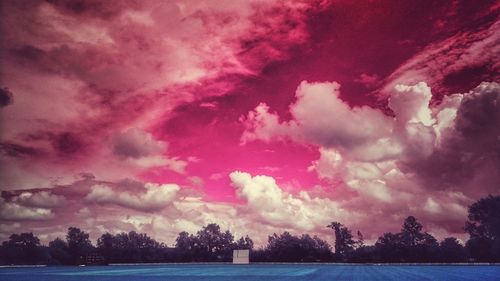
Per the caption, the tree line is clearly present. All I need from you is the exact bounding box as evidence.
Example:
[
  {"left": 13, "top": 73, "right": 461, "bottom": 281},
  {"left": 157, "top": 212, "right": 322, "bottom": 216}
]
[{"left": 1, "top": 195, "right": 498, "bottom": 265}]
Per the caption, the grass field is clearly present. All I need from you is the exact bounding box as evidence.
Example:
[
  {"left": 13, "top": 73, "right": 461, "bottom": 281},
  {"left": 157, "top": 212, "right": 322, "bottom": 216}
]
[{"left": 1, "top": 264, "right": 499, "bottom": 281}]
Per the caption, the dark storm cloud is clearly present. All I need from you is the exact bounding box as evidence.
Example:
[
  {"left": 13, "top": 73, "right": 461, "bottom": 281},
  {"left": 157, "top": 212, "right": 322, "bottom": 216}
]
[
  {"left": 2, "top": 132, "right": 86, "bottom": 159},
  {"left": 0, "top": 142, "right": 41, "bottom": 158},
  {"left": 52, "top": 132, "right": 84, "bottom": 155},
  {"left": 11, "top": 45, "right": 45, "bottom": 61},
  {"left": 406, "top": 83, "right": 500, "bottom": 195},
  {"left": 455, "top": 83, "right": 500, "bottom": 138},
  {"left": 113, "top": 137, "right": 145, "bottom": 159},
  {"left": 0, "top": 88, "right": 14, "bottom": 107},
  {"left": 442, "top": 65, "right": 497, "bottom": 95},
  {"left": 112, "top": 129, "right": 165, "bottom": 159}
]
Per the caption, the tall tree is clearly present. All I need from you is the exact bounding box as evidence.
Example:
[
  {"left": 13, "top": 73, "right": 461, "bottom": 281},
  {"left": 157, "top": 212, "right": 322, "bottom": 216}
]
[
  {"left": 400, "top": 216, "right": 439, "bottom": 262},
  {"left": 374, "top": 216, "right": 439, "bottom": 262},
  {"left": 66, "top": 227, "right": 93, "bottom": 264},
  {"left": 400, "top": 216, "right": 424, "bottom": 247},
  {"left": 327, "top": 222, "right": 355, "bottom": 259}
]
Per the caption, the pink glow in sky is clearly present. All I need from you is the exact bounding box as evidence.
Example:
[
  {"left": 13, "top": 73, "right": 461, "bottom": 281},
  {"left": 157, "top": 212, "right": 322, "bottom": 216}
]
[{"left": 0, "top": 0, "right": 499, "bottom": 246}]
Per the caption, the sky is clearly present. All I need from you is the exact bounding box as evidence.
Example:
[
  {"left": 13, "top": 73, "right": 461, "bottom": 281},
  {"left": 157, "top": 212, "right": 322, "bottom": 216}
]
[{"left": 0, "top": 0, "right": 499, "bottom": 247}]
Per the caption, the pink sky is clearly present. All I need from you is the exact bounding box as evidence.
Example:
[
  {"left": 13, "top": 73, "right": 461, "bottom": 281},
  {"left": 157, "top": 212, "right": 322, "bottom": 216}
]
[{"left": 0, "top": 0, "right": 499, "bottom": 246}]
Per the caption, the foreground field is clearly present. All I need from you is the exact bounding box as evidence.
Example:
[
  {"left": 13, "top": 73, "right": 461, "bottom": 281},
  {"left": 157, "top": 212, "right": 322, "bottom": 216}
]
[{"left": 1, "top": 264, "right": 499, "bottom": 281}]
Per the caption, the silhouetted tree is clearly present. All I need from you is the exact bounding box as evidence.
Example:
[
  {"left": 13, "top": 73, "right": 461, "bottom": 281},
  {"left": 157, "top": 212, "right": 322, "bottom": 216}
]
[
  {"left": 48, "top": 237, "right": 71, "bottom": 265},
  {"left": 66, "top": 227, "right": 93, "bottom": 264},
  {"left": 175, "top": 231, "right": 198, "bottom": 261},
  {"left": 374, "top": 216, "right": 439, "bottom": 262},
  {"left": 96, "top": 231, "right": 167, "bottom": 263},
  {"left": 349, "top": 231, "right": 376, "bottom": 263},
  {"left": 174, "top": 224, "right": 237, "bottom": 262},
  {"left": 375, "top": 232, "right": 404, "bottom": 262},
  {"left": 400, "top": 216, "right": 439, "bottom": 262},
  {"left": 439, "top": 237, "right": 466, "bottom": 262},
  {"left": 414, "top": 232, "right": 439, "bottom": 262},
  {"left": 356, "top": 230, "right": 364, "bottom": 249},
  {"left": 236, "top": 235, "right": 254, "bottom": 250},
  {"left": 1, "top": 233, "right": 47, "bottom": 264},
  {"left": 350, "top": 245, "right": 377, "bottom": 263},
  {"left": 400, "top": 216, "right": 424, "bottom": 247},
  {"left": 327, "top": 222, "right": 355, "bottom": 260},
  {"left": 263, "top": 232, "right": 332, "bottom": 262},
  {"left": 465, "top": 195, "right": 500, "bottom": 262},
  {"left": 175, "top": 231, "right": 195, "bottom": 251},
  {"left": 96, "top": 233, "right": 114, "bottom": 262},
  {"left": 196, "top": 223, "right": 236, "bottom": 261},
  {"left": 3, "top": 199, "right": 500, "bottom": 265}
]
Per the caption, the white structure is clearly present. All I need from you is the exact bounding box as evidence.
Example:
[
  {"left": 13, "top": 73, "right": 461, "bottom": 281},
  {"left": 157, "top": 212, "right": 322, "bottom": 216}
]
[{"left": 233, "top": 249, "right": 249, "bottom": 264}]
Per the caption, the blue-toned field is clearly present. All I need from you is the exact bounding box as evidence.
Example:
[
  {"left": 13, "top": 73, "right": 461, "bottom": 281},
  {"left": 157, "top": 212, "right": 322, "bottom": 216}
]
[{"left": 1, "top": 264, "right": 499, "bottom": 281}]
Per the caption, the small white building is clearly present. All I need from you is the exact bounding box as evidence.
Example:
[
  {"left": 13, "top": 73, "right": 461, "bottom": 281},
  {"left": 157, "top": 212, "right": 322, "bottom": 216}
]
[{"left": 232, "top": 249, "right": 249, "bottom": 264}]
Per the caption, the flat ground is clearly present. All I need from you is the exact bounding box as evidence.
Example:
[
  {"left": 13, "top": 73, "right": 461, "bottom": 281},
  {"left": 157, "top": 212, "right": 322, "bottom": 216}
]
[{"left": 1, "top": 264, "right": 499, "bottom": 281}]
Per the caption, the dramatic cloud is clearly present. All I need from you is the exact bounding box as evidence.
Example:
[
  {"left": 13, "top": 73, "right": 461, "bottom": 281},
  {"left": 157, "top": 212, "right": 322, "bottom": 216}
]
[
  {"left": 0, "top": 0, "right": 317, "bottom": 190},
  {"left": 242, "top": 80, "right": 499, "bottom": 238},
  {"left": 381, "top": 20, "right": 499, "bottom": 96},
  {"left": 112, "top": 128, "right": 187, "bottom": 173},
  {"left": 405, "top": 82, "right": 500, "bottom": 196},
  {"left": 0, "top": 1, "right": 497, "bottom": 247},
  {"left": 242, "top": 81, "right": 396, "bottom": 161}
]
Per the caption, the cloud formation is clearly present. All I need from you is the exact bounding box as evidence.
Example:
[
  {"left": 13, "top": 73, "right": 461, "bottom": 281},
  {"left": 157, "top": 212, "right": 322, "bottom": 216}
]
[
  {"left": 230, "top": 171, "right": 352, "bottom": 231},
  {"left": 13, "top": 191, "right": 66, "bottom": 208},
  {"left": 242, "top": 81, "right": 394, "bottom": 159},
  {"left": 85, "top": 182, "right": 180, "bottom": 212},
  {"left": 0, "top": 1, "right": 498, "bottom": 248},
  {"left": 381, "top": 20, "right": 499, "bottom": 96},
  {"left": 405, "top": 82, "right": 500, "bottom": 196},
  {"left": 242, "top": 81, "right": 398, "bottom": 161},
  {"left": 0, "top": 198, "right": 54, "bottom": 221},
  {"left": 0, "top": 0, "right": 317, "bottom": 190},
  {"left": 242, "top": 80, "right": 499, "bottom": 238}
]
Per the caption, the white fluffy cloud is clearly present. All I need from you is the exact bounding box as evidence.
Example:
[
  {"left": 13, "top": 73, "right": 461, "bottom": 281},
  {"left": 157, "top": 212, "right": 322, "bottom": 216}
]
[
  {"left": 229, "top": 171, "right": 354, "bottom": 231},
  {"left": 0, "top": 198, "right": 54, "bottom": 221},
  {"left": 85, "top": 182, "right": 180, "bottom": 212},
  {"left": 390, "top": 82, "right": 434, "bottom": 126},
  {"left": 242, "top": 81, "right": 393, "bottom": 157},
  {"left": 308, "top": 148, "right": 343, "bottom": 180}
]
